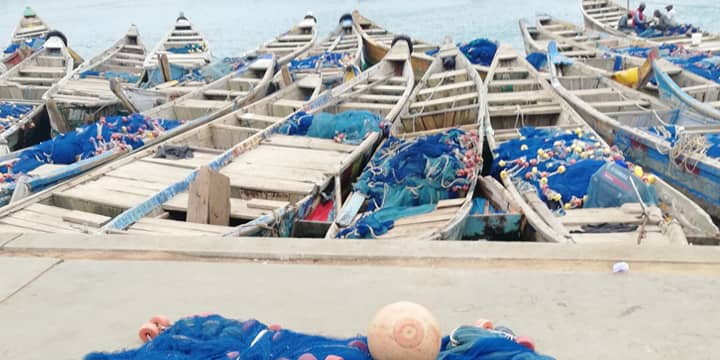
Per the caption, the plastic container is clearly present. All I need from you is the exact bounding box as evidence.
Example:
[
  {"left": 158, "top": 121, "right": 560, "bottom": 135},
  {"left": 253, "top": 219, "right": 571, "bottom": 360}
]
[{"left": 584, "top": 163, "right": 657, "bottom": 208}]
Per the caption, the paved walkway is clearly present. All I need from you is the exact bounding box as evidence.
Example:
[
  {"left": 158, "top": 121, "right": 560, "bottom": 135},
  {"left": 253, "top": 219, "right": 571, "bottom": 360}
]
[{"left": 1, "top": 234, "right": 719, "bottom": 359}]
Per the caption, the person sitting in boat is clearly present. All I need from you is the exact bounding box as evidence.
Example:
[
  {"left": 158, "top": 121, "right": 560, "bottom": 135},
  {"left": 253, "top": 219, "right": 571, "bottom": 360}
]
[
  {"left": 652, "top": 9, "right": 676, "bottom": 33},
  {"left": 665, "top": 4, "right": 676, "bottom": 21},
  {"left": 617, "top": 11, "right": 634, "bottom": 32},
  {"left": 631, "top": 2, "right": 649, "bottom": 32}
]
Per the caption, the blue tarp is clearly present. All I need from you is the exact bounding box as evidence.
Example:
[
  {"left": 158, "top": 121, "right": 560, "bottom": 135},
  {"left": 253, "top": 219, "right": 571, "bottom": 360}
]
[{"left": 427, "top": 38, "right": 498, "bottom": 66}]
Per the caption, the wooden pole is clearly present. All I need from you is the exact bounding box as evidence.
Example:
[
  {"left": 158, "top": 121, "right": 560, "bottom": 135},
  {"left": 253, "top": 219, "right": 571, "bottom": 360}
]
[{"left": 187, "top": 166, "right": 231, "bottom": 225}]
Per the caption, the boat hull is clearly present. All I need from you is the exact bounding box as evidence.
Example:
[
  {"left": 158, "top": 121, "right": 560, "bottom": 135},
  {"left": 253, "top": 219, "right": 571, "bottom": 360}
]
[
  {"left": 362, "top": 37, "right": 432, "bottom": 78},
  {"left": 564, "top": 96, "right": 720, "bottom": 220}
]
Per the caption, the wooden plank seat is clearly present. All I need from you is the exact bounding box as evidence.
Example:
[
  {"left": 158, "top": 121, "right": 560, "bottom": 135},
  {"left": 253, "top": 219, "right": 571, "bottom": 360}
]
[
  {"left": 352, "top": 84, "right": 407, "bottom": 94},
  {"left": 488, "top": 103, "right": 563, "bottom": 117},
  {"left": 353, "top": 93, "right": 403, "bottom": 103},
  {"left": 261, "top": 134, "right": 355, "bottom": 153},
  {"left": 410, "top": 92, "right": 478, "bottom": 109},
  {"left": 7, "top": 76, "right": 55, "bottom": 85},
  {"left": 203, "top": 89, "right": 248, "bottom": 99},
  {"left": 587, "top": 99, "right": 651, "bottom": 110},
  {"left": 418, "top": 80, "right": 476, "bottom": 97},
  {"left": 279, "top": 34, "right": 314, "bottom": 41},
  {"left": 428, "top": 68, "right": 468, "bottom": 81},
  {"left": 487, "top": 90, "right": 553, "bottom": 104},
  {"left": 570, "top": 87, "right": 618, "bottom": 97},
  {"left": 130, "top": 217, "right": 232, "bottom": 235},
  {"left": 338, "top": 101, "right": 395, "bottom": 112},
  {"left": 236, "top": 112, "right": 285, "bottom": 128},
  {"left": 18, "top": 66, "right": 66, "bottom": 77}
]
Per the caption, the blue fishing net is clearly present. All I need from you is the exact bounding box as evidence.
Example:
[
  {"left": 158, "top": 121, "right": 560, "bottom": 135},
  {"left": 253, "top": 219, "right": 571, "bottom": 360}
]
[
  {"left": 2, "top": 113, "right": 182, "bottom": 182},
  {"left": 638, "top": 24, "right": 698, "bottom": 38},
  {"left": 648, "top": 124, "right": 720, "bottom": 158},
  {"left": 525, "top": 52, "right": 547, "bottom": 71},
  {"left": 337, "top": 129, "right": 478, "bottom": 238},
  {"left": 491, "top": 127, "right": 657, "bottom": 210},
  {"left": 439, "top": 326, "right": 555, "bottom": 360},
  {"left": 278, "top": 110, "right": 386, "bottom": 145},
  {"left": 79, "top": 70, "right": 140, "bottom": 83},
  {"left": 144, "top": 63, "right": 196, "bottom": 87},
  {"left": 0, "top": 102, "right": 35, "bottom": 130},
  {"left": 84, "top": 315, "right": 371, "bottom": 360},
  {"left": 610, "top": 43, "right": 678, "bottom": 58},
  {"left": 289, "top": 52, "right": 345, "bottom": 72},
  {"left": 427, "top": 38, "right": 498, "bottom": 66},
  {"left": 3, "top": 37, "right": 43, "bottom": 54},
  {"left": 85, "top": 315, "right": 555, "bottom": 360},
  {"left": 610, "top": 44, "right": 720, "bottom": 83},
  {"left": 166, "top": 43, "right": 207, "bottom": 54}
]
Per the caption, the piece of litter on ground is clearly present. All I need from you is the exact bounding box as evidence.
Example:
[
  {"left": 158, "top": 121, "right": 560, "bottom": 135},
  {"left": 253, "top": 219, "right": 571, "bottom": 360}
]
[{"left": 613, "top": 262, "right": 629, "bottom": 273}]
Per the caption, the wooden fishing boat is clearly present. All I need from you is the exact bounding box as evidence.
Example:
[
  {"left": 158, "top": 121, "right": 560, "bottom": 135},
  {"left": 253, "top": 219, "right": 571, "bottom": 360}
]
[
  {"left": 352, "top": 10, "right": 438, "bottom": 77},
  {"left": 43, "top": 25, "right": 147, "bottom": 133},
  {"left": 0, "top": 32, "right": 79, "bottom": 153},
  {"left": 580, "top": 0, "right": 720, "bottom": 52},
  {"left": 288, "top": 13, "right": 363, "bottom": 86},
  {"left": 0, "top": 38, "right": 415, "bottom": 237},
  {"left": 485, "top": 44, "right": 718, "bottom": 244},
  {"left": 141, "top": 13, "right": 212, "bottom": 87},
  {"left": 523, "top": 16, "right": 720, "bottom": 119},
  {"left": 325, "top": 39, "right": 520, "bottom": 240},
  {"left": 132, "top": 53, "right": 276, "bottom": 122},
  {"left": 546, "top": 46, "right": 720, "bottom": 233},
  {"left": 259, "top": 13, "right": 318, "bottom": 67},
  {"left": 0, "top": 70, "right": 324, "bottom": 223},
  {"left": 122, "top": 14, "right": 318, "bottom": 111},
  {"left": 0, "top": 54, "right": 277, "bottom": 207},
  {"left": 1, "top": 6, "right": 51, "bottom": 72}
]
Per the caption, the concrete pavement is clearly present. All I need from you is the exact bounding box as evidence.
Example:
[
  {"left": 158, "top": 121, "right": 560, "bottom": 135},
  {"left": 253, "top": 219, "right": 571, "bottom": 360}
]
[{"left": 1, "top": 235, "right": 719, "bottom": 360}]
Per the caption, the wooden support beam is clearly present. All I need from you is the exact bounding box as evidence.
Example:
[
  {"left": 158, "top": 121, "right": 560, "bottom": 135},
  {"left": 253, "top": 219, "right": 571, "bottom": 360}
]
[{"left": 187, "top": 166, "right": 231, "bottom": 226}]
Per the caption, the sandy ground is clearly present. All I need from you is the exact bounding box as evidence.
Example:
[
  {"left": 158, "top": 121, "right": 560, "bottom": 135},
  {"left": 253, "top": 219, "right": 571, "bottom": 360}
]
[{"left": 1, "top": 234, "right": 719, "bottom": 360}]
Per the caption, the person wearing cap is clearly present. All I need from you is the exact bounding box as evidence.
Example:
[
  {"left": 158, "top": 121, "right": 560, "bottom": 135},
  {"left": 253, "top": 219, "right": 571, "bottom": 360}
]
[
  {"left": 665, "top": 4, "right": 676, "bottom": 21},
  {"left": 653, "top": 9, "right": 674, "bottom": 32}
]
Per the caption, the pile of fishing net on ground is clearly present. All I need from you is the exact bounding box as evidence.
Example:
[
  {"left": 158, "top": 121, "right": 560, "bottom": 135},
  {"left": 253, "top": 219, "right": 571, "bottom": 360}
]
[
  {"left": 0, "top": 113, "right": 182, "bottom": 183},
  {"left": 289, "top": 52, "right": 348, "bottom": 72},
  {"left": 491, "top": 127, "right": 658, "bottom": 212},
  {"left": 167, "top": 43, "right": 207, "bottom": 54},
  {"left": 427, "top": 39, "right": 498, "bottom": 66},
  {"left": 609, "top": 44, "right": 720, "bottom": 83},
  {"left": 3, "top": 37, "right": 43, "bottom": 54},
  {"left": 0, "top": 102, "right": 35, "bottom": 130},
  {"left": 648, "top": 124, "right": 720, "bottom": 158},
  {"left": 79, "top": 70, "right": 140, "bottom": 83},
  {"left": 278, "top": 110, "right": 386, "bottom": 145},
  {"left": 336, "top": 129, "right": 479, "bottom": 239},
  {"left": 85, "top": 314, "right": 554, "bottom": 360}
]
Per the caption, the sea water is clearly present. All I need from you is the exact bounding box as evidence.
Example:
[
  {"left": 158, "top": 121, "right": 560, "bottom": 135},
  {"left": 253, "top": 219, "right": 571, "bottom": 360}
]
[{"left": 0, "top": 0, "right": 718, "bottom": 60}]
